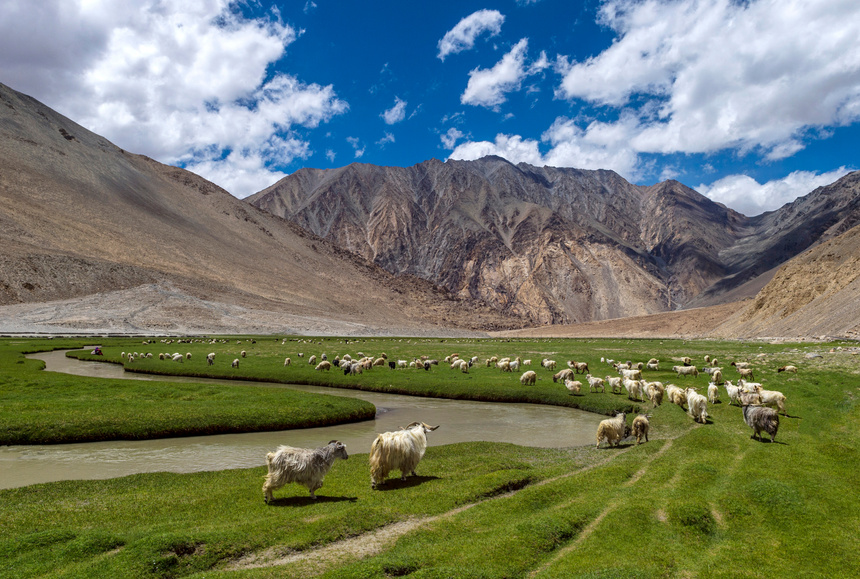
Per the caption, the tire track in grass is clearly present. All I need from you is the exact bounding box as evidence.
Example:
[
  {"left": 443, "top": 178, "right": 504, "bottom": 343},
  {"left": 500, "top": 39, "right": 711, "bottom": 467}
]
[{"left": 528, "top": 433, "right": 683, "bottom": 578}]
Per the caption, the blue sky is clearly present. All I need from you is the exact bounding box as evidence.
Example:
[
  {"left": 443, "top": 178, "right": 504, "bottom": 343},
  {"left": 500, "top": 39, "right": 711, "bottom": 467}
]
[{"left": 1, "top": 0, "right": 858, "bottom": 216}]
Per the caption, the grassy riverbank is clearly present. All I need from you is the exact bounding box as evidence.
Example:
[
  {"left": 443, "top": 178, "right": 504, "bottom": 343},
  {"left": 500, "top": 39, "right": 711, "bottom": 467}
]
[
  {"left": 2, "top": 336, "right": 860, "bottom": 577},
  {"left": 0, "top": 339, "right": 374, "bottom": 445}
]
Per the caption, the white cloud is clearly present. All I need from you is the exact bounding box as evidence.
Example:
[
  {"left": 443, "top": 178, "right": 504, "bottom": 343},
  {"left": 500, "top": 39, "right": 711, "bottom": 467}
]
[
  {"left": 554, "top": 0, "right": 860, "bottom": 159},
  {"left": 325, "top": 149, "right": 336, "bottom": 162},
  {"left": 347, "top": 136, "right": 365, "bottom": 158},
  {"left": 440, "top": 127, "right": 465, "bottom": 149},
  {"left": 381, "top": 97, "right": 407, "bottom": 125},
  {"left": 449, "top": 134, "right": 544, "bottom": 166},
  {"left": 377, "top": 132, "right": 395, "bottom": 146},
  {"left": 697, "top": 167, "right": 853, "bottom": 216},
  {"left": 0, "top": 0, "right": 348, "bottom": 197},
  {"left": 461, "top": 38, "right": 534, "bottom": 109},
  {"left": 437, "top": 9, "right": 505, "bottom": 61}
]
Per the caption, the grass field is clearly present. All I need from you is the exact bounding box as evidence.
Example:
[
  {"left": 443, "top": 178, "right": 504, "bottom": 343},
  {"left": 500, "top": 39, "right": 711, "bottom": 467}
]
[{"left": 2, "top": 335, "right": 859, "bottom": 577}]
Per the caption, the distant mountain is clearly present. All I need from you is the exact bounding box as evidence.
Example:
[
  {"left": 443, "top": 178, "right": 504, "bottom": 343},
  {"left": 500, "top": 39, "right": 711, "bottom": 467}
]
[
  {"left": 0, "top": 83, "right": 520, "bottom": 334},
  {"left": 249, "top": 157, "right": 860, "bottom": 324}
]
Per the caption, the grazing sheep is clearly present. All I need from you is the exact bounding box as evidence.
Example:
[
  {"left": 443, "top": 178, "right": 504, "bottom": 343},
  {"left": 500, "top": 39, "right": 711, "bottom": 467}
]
[
  {"left": 497, "top": 360, "right": 512, "bottom": 372},
  {"left": 646, "top": 361, "right": 659, "bottom": 371},
  {"left": 373, "top": 357, "right": 386, "bottom": 367},
  {"left": 606, "top": 375, "right": 623, "bottom": 394},
  {"left": 685, "top": 388, "right": 709, "bottom": 423},
  {"left": 459, "top": 359, "right": 469, "bottom": 373},
  {"left": 681, "top": 357, "right": 693, "bottom": 366},
  {"left": 185, "top": 352, "right": 192, "bottom": 360},
  {"left": 596, "top": 412, "right": 628, "bottom": 448},
  {"left": 730, "top": 361, "right": 750, "bottom": 369},
  {"left": 520, "top": 370, "right": 537, "bottom": 385},
  {"left": 542, "top": 359, "right": 557, "bottom": 370},
  {"left": 315, "top": 361, "right": 332, "bottom": 371},
  {"left": 241, "top": 350, "right": 247, "bottom": 358},
  {"left": 738, "top": 367, "right": 755, "bottom": 380},
  {"left": 673, "top": 365, "right": 699, "bottom": 378},
  {"left": 308, "top": 355, "right": 317, "bottom": 365},
  {"left": 231, "top": 358, "right": 239, "bottom": 368},
  {"left": 740, "top": 393, "right": 779, "bottom": 442},
  {"left": 564, "top": 379, "right": 582, "bottom": 395},
  {"left": 567, "top": 360, "right": 589, "bottom": 374},
  {"left": 172, "top": 353, "right": 184, "bottom": 363},
  {"left": 619, "top": 368, "right": 642, "bottom": 381},
  {"left": 711, "top": 369, "right": 723, "bottom": 385},
  {"left": 586, "top": 374, "right": 606, "bottom": 393},
  {"left": 262, "top": 440, "right": 349, "bottom": 502},
  {"left": 158, "top": 353, "right": 165, "bottom": 360},
  {"left": 632, "top": 414, "right": 650, "bottom": 445},
  {"left": 553, "top": 369, "right": 575, "bottom": 383},
  {"left": 397, "top": 359, "right": 408, "bottom": 369},
  {"left": 207, "top": 352, "right": 215, "bottom": 366},
  {"left": 707, "top": 382, "right": 720, "bottom": 404},
  {"left": 704, "top": 355, "right": 711, "bottom": 364},
  {"left": 724, "top": 380, "right": 744, "bottom": 406},
  {"left": 777, "top": 365, "right": 798, "bottom": 373},
  {"left": 370, "top": 422, "right": 439, "bottom": 488},
  {"left": 284, "top": 357, "right": 291, "bottom": 366}
]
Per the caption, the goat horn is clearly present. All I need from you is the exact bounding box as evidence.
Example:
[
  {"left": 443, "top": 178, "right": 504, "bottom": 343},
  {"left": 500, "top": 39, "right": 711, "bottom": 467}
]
[{"left": 422, "top": 423, "right": 440, "bottom": 431}]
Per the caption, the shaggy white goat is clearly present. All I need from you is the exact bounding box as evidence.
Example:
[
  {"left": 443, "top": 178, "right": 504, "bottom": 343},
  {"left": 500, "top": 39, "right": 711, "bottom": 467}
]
[
  {"left": 564, "top": 379, "right": 582, "bottom": 395},
  {"left": 724, "top": 380, "right": 744, "bottom": 406},
  {"left": 632, "top": 414, "right": 650, "bottom": 445},
  {"left": 685, "top": 388, "right": 708, "bottom": 423},
  {"left": 586, "top": 374, "right": 606, "bottom": 393},
  {"left": 262, "top": 440, "right": 349, "bottom": 502},
  {"left": 673, "top": 365, "right": 699, "bottom": 378},
  {"left": 520, "top": 370, "right": 537, "bottom": 385},
  {"left": 596, "top": 412, "right": 628, "bottom": 448},
  {"left": 707, "top": 382, "right": 720, "bottom": 404},
  {"left": 553, "top": 369, "right": 575, "bottom": 383},
  {"left": 370, "top": 422, "right": 439, "bottom": 488}
]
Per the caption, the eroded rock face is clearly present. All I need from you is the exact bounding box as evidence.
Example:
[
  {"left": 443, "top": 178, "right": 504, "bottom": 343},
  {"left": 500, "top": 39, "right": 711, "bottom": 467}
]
[{"left": 250, "top": 158, "right": 860, "bottom": 325}]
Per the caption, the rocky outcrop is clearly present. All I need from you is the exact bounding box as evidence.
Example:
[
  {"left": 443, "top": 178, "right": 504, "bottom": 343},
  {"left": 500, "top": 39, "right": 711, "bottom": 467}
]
[{"left": 251, "top": 157, "right": 858, "bottom": 324}]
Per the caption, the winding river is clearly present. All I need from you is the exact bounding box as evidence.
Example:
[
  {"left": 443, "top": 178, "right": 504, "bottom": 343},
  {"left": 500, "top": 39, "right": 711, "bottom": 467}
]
[{"left": 0, "top": 351, "right": 603, "bottom": 489}]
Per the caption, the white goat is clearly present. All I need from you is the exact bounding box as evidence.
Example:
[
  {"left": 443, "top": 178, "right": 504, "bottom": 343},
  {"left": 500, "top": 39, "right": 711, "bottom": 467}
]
[
  {"left": 586, "top": 374, "right": 605, "bottom": 393},
  {"left": 632, "top": 414, "right": 650, "bottom": 445},
  {"left": 673, "top": 365, "right": 699, "bottom": 378},
  {"left": 520, "top": 370, "right": 537, "bottom": 385},
  {"left": 596, "top": 413, "right": 628, "bottom": 448},
  {"left": 685, "top": 388, "right": 708, "bottom": 423},
  {"left": 724, "top": 380, "right": 744, "bottom": 406},
  {"left": 370, "top": 422, "right": 439, "bottom": 488},
  {"left": 564, "top": 379, "right": 582, "bottom": 395},
  {"left": 707, "top": 382, "right": 720, "bottom": 404},
  {"left": 262, "top": 440, "right": 349, "bottom": 502}
]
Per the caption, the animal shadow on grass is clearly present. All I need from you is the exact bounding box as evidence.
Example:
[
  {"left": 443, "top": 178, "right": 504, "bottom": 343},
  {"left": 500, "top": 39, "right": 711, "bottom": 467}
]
[
  {"left": 266, "top": 495, "right": 358, "bottom": 507},
  {"left": 750, "top": 436, "right": 788, "bottom": 446},
  {"left": 374, "top": 475, "right": 440, "bottom": 491}
]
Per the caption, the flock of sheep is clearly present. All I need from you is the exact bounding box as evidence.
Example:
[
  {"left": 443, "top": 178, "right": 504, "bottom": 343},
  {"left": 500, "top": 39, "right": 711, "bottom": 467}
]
[{"left": 116, "top": 340, "right": 793, "bottom": 500}]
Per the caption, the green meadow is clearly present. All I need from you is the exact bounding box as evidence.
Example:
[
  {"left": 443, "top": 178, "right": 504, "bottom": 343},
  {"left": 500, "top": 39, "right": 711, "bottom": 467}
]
[{"left": 1, "top": 335, "right": 859, "bottom": 577}]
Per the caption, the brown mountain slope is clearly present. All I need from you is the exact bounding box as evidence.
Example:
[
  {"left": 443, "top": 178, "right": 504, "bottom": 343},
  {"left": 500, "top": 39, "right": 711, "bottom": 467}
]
[
  {"left": 0, "top": 83, "right": 521, "bottom": 334},
  {"left": 250, "top": 157, "right": 860, "bottom": 325}
]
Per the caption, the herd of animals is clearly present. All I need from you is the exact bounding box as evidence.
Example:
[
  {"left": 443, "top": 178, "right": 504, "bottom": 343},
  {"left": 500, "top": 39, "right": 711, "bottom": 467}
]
[{"left": 115, "top": 342, "right": 795, "bottom": 501}]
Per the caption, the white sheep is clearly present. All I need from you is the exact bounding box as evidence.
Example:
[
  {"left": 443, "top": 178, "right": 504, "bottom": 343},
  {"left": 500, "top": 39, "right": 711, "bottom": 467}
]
[
  {"left": 707, "top": 382, "right": 720, "bottom": 404},
  {"left": 568, "top": 360, "right": 589, "bottom": 374},
  {"left": 586, "top": 374, "right": 606, "bottom": 393},
  {"left": 241, "top": 350, "right": 247, "bottom": 358},
  {"left": 542, "top": 359, "right": 557, "bottom": 370},
  {"left": 711, "top": 369, "right": 723, "bottom": 385},
  {"left": 685, "top": 388, "right": 708, "bottom": 423},
  {"left": 520, "top": 370, "right": 537, "bottom": 385},
  {"left": 624, "top": 378, "right": 644, "bottom": 402},
  {"left": 745, "top": 384, "right": 787, "bottom": 415},
  {"left": 666, "top": 384, "right": 687, "bottom": 408},
  {"left": 605, "top": 375, "right": 623, "bottom": 394},
  {"left": 731, "top": 361, "right": 750, "bottom": 369},
  {"left": 644, "top": 381, "right": 665, "bottom": 406},
  {"left": 207, "top": 352, "right": 215, "bottom": 366},
  {"left": 172, "top": 353, "right": 184, "bottom": 363},
  {"left": 619, "top": 368, "right": 642, "bottom": 380},
  {"left": 632, "top": 414, "right": 650, "bottom": 445},
  {"left": 315, "top": 361, "right": 332, "bottom": 371},
  {"left": 724, "top": 380, "right": 744, "bottom": 406},
  {"left": 737, "top": 367, "right": 755, "bottom": 380},
  {"left": 308, "top": 355, "right": 317, "bottom": 365},
  {"left": 646, "top": 361, "right": 659, "bottom": 371},
  {"left": 596, "top": 412, "right": 628, "bottom": 448},
  {"left": 284, "top": 357, "right": 291, "bottom": 366},
  {"left": 370, "top": 422, "right": 439, "bottom": 488},
  {"left": 231, "top": 358, "right": 239, "bottom": 368},
  {"left": 185, "top": 352, "right": 192, "bottom": 360},
  {"left": 553, "top": 369, "right": 575, "bottom": 383},
  {"left": 777, "top": 365, "right": 798, "bottom": 373},
  {"left": 564, "top": 379, "right": 582, "bottom": 395},
  {"left": 673, "top": 365, "right": 699, "bottom": 378},
  {"left": 262, "top": 440, "right": 349, "bottom": 502}
]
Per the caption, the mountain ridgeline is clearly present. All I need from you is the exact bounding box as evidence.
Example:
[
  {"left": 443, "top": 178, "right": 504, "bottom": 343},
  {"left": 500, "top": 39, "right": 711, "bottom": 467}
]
[{"left": 249, "top": 158, "right": 860, "bottom": 324}]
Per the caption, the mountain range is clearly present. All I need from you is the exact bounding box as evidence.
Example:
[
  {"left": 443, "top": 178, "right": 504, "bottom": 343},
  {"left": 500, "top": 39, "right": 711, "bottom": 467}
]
[{"left": 1, "top": 81, "right": 858, "bottom": 338}]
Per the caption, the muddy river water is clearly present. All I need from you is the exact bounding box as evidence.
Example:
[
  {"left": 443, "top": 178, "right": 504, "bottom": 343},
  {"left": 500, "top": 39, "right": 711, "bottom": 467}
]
[{"left": 0, "top": 350, "right": 603, "bottom": 489}]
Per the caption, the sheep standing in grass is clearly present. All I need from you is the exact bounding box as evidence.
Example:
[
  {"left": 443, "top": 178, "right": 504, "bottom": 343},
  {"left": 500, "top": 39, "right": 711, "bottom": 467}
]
[
  {"left": 231, "top": 358, "right": 239, "bottom": 368},
  {"left": 745, "top": 384, "right": 788, "bottom": 415},
  {"left": 568, "top": 360, "right": 589, "bottom": 374},
  {"left": 666, "top": 384, "right": 686, "bottom": 409},
  {"left": 738, "top": 367, "right": 755, "bottom": 380},
  {"left": 644, "top": 381, "right": 665, "bottom": 406},
  {"left": 740, "top": 393, "right": 779, "bottom": 442},
  {"left": 520, "top": 370, "right": 537, "bottom": 385},
  {"left": 284, "top": 357, "right": 291, "bottom": 366},
  {"left": 778, "top": 365, "right": 798, "bottom": 373},
  {"left": 707, "top": 382, "right": 720, "bottom": 404},
  {"left": 308, "top": 355, "right": 317, "bottom": 365},
  {"left": 207, "top": 353, "right": 215, "bottom": 366},
  {"left": 586, "top": 374, "right": 605, "bottom": 393},
  {"left": 632, "top": 415, "right": 650, "bottom": 445},
  {"left": 724, "top": 380, "right": 744, "bottom": 406},
  {"left": 564, "top": 379, "right": 582, "bottom": 395},
  {"left": 262, "top": 440, "right": 349, "bottom": 502},
  {"left": 673, "top": 365, "right": 698, "bottom": 378},
  {"left": 172, "top": 353, "right": 184, "bottom": 363},
  {"left": 553, "top": 369, "right": 575, "bottom": 383},
  {"left": 241, "top": 350, "right": 247, "bottom": 358},
  {"left": 685, "top": 388, "right": 708, "bottom": 423},
  {"left": 606, "top": 375, "right": 623, "bottom": 394},
  {"left": 370, "top": 422, "right": 439, "bottom": 488},
  {"left": 596, "top": 413, "right": 628, "bottom": 448},
  {"left": 623, "top": 378, "right": 644, "bottom": 401},
  {"left": 710, "top": 369, "right": 723, "bottom": 385},
  {"left": 315, "top": 361, "right": 331, "bottom": 371}
]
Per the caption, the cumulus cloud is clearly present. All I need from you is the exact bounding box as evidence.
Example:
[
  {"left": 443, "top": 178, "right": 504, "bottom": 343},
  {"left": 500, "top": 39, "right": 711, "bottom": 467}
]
[
  {"left": 461, "top": 39, "right": 547, "bottom": 109},
  {"left": 0, "top": 0, "right": 348, "bottom": 197},
  {"left": 555, "top": 0, "right": 860, "bottom": 159},
  {"left": 347, "top": 136, "right": 365, "bottom": 158},
  {"left": 697, "top": 168, "right": 854, "bottom": 217},
  {"left": 381, "top": 97, "right": 407, "bottom": 124},
  {"left": 449, "top": 134, "right": 544, "bottom": 166},
  {"left": 437, "top": 9, "right": 505, "bottom": 61}
]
